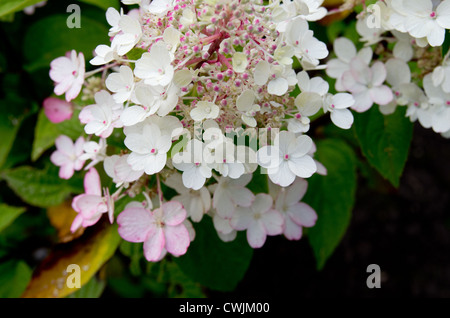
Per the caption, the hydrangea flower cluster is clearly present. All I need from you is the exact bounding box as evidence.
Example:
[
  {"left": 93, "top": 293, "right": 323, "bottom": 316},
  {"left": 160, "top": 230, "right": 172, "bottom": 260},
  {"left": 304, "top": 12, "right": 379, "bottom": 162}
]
[
  {"left": 326, "top": 0, "right": 450, "bottom": 137},
  {"left": 44, "top": 0, "right": 449, "bottom": 262}
]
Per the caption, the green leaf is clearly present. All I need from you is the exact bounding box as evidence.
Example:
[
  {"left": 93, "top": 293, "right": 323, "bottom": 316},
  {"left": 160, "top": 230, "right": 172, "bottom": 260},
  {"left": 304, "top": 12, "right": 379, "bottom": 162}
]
[
  {"left": 22, "top": 220, "right": 120, "bottom": 298},
  {"left": 174, "top": 216, "right": 253, "bottom": 292},
  {"left": 443, "top": 31, "right": 450, "bottom": 58},
  {"left": 0, "top": 260, "right": 32, "bottom": 297},
  {"left": 1, "top": 165, "right": 83, "bottom": 208},
  {"left": 23, "top": 14, "right": 109, "bottom": 72},
  {"left": 0, "top": 95, "right": 28, "bottom": 170},
  {"left": 78, "top": 0, "right": 119, "bottom": 10},
  {"left": 66, "top": 276, "right": 106, "bottom": 298},
  {"left": 246, "top": 168, "right": 269, "bottom": 194},
  {"left": 0, "top": 0, "right": 42, "bottom": 18},
  {"left": 304, "top": 139, "right": 357, "bottom": 270},
  {"left": 0, "top": 204, "right": 25, "bottom": 233},
  {"left": 353, "top": 106, "right": 413, "bottom": 187},
  {"left": 32, "top": 108, "right": 84, "bottom": 161}
]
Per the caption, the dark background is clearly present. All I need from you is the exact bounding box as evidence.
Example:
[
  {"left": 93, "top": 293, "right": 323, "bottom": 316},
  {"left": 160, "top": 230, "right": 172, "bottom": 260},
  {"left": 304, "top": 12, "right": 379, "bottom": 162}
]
[{"left": 214, "top": 124, "right": 450, "bottom": 298}]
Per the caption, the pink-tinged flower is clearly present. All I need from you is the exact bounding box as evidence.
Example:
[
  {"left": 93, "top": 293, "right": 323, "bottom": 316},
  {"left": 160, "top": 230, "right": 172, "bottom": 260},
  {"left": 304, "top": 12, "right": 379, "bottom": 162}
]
[
  {"left": 49, "top": 50, "right": 85, "bottom": 102},
  {"left": 342, "top": 59, "right": 393, "bottom": 112},
  {"left": 50, "top": 135, "right": 85, "bottom": 179},
  {"left": 70, "top": 167, "right": 113, "bottom": 233},
  {"left": 230, "top": 193, "right": 284, "bottom": 248},
  {"left": 43, "top": 97, "right": 73, "bottom": 123},
  {"left": 117, "top": 201, "right": 190, "bottom": 262},
  {"left": 273, "top": 178, "right": 317, "bottom": 240}
]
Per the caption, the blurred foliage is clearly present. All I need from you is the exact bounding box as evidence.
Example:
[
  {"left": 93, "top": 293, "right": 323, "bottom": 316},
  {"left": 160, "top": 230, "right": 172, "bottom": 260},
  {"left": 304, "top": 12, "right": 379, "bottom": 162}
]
[{"left": 0, "top": 0, "right": 419, "bottom": 298}]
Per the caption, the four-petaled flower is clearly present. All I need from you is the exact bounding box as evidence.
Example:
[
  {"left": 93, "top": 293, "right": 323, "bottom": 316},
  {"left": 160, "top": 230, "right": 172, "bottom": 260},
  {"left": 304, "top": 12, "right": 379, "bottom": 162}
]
[{"left": 117, "top": 201, "right": 190, "bottom": 262}]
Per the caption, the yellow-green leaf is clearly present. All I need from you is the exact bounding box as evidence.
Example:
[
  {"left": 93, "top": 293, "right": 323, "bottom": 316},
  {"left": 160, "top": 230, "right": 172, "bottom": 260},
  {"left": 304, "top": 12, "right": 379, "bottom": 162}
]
[{"left": 22, "top": 219, "right": 120, "bottom": 298}]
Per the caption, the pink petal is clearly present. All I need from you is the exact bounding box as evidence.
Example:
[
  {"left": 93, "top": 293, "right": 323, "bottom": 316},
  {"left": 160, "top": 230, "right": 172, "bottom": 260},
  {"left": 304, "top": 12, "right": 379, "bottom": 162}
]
[
  {"left": 49, "top": 57, "right": 73, "bottom": 82},
  {"left": 287, "top": 202, "right": 317, "bottom": 227},
  {"left": 164, "top": 224, "right": 190, "bottom": 256},
  {"left": 370, "top": 85, "right": 394, "bottom": 106},
  {"left": 284, "top": 178, "right": 308, "bottom": 204},
  {"left": 58, "top": 163, "right": 75, "bottom": 179},
  {"left": 117, "top": 207, "right": 154, "bottom": 243},
  {"left": 334, "top": 37, "right": 356, "bottom": 63},
  {"left": 143, "top": 228, "right": 165, "bottom": 261},
  {"left": 43, "top": 97, "right": 73, "bottom": 123},
  {"left": 371, "top": 61, "right": 387, "bottom": 86},
  {"left": 84, "top": 167, "right": 102, "bottom": 196},
  {"left": 161, "top": 201, "right": 186, "bottom": 226},
  {"left": 70, "top": 214, "right": 84, "bottom": 233},
  {"left": 230, "top": 206, "right": 253, "bottom": 231},
  {"left": 351, "top": 90, "right": 374, "bottom": 113},
  {"left": 261, "top": 209, "right": 284, "bottom": 236},
  {"left": 50, "top": 151, "right": 68, "bottom": 166},
  {"left": 283, "top": 217, "right": 303, "bottom": 240},
  {"left": 247, "top": 221, "right": 267, "bottom": 248},
  {"left": 268, "top": 161, "right": 296, "bottom": 187},
  {"left": 251, "top": 193, "right": 273, "bottom": 214},
  {"left": 72, "top": 194, "right": 106, "bottom": 217},
  {"left": 54, "top": 135, "right": 74, "bottom": 156},
  {"left": 228, "top": 186, "right": 255, "bottom": 207},
  {"left": 65, "top": 79, "right": 83, "bottom": 101},
  {"left": 287, "top": 155, "right": 317, "bottom": 179},
  {"left": 213, "top": 190, "right": 236, "bottom": 219},
  {"left": 79, "top": 106, "right": 94, "bottom": 124}
]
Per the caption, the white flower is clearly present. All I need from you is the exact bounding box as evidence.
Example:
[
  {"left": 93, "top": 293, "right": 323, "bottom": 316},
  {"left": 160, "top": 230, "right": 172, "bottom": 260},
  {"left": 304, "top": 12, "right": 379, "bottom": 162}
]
[
  {"left": 432, "top": 64, "right": 450, "bottom": 93},
  {"left": 272, "top": 178, "right": 317, "bottom": 240},
  {"left": 50, "top": 135, "right": 85, "bottom": 179},
  {"left": 257, "top": 131, "right": 317, "bottom": 187},
  {"left": 124, "top": 123, "right": 172, "bottom": 175},
  {"left": 164, "top": 172, "right": 211, "bottom": 222},
  {"left": 180, "top": 8, "right": 196, "bottom": 28},
  {"left": 230, "top": 193, "right": 284, "bottom": 248},
  {"left": 391, "top": 0, "right": 450, "bottom": 47},
  {"left": 147, "top": 0, "right": 174, "bottom": 15},
  {"left": 380, "top": 58, "right": 412, "bottom": 115},
  {"left": 212, "top": 174, "right": 255, "bottom": 219},
  {"left": 190, "top": 101, "right": 220, "bottom": 121},
  {"left": 106, "top": 65, "right": 135, "bottom": 103},
  {"left": 79, "top": 138, "right": 107, "bottom": 169},
  {"left": 90, "top": 44, "right": 116, "bottom": 66},
  {"left": 285, "top": 17, "right": 328, "bottom": 67},
  {"left": 296, "top": 70, "right": 329, "bottom": 96},
  {"left": 111, "top": 14, "right": 142, "bottom": 56},
  {"left": 106, "top": 7, "right": 124, "bottom": 37},
  {"left": 341, "top": 59, "right": 393, "bottom": 112},
  {"left": 79, "top": 90, "right": 124, "bottom": 138},
  {"left": 423, "top": 74, "right": 450, "bottom": 133},
  {"left": 172, "top": 139, "right": 212, "bottom": 190},
  {"left": 253, "top": 61, "right": 297, "bottom": 96},
  {"left": 323, "top": 93, "right": 355, "bottom": 129},
  {"left": 121, "top": 83, "right": 179, "bottom": 126},
  {"left": 49, "top": 50, "right": 85, "bottom": 102},
  {"left": 326, "top": 37, "right": 373, "bottom": 91},
  {"left": 104, "top": 154, "right": 144, "bottom": 187},
  {"left": 134, "top": 43, "right": 174, "bottom": 87},
  {"left": 232, "top": 52, "right": 249, "bottom": 73},
  {"left": 236, "top": 90, "right": 260, "bottom": 127},
  {"left": 124, "top": 115, "right": 183, "bottom": 141},
  {"left": 163, "top": 27, "right": 181, "bottom": 54},
  {"left": 209, "top": 208, "right": 237, "bottom": 242},
  {"left": 296, "top": 0, "right": 327, "bottom": 21}
]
